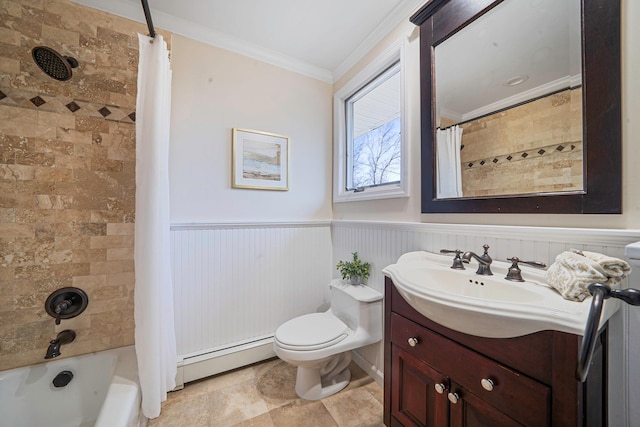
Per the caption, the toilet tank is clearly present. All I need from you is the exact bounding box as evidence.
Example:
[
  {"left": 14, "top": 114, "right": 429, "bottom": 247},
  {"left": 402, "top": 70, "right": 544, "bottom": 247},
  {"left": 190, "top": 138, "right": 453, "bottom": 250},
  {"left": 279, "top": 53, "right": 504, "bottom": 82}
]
[{"left": 329, "top": 280, "right": 383, "bottom": 332}]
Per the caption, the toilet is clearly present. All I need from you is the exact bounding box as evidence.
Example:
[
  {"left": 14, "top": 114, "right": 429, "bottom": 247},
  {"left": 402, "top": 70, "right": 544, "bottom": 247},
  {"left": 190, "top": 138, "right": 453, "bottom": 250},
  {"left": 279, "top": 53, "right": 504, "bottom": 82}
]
[{"left": 273, "top": 279, "right": 383, "bottom": 400}]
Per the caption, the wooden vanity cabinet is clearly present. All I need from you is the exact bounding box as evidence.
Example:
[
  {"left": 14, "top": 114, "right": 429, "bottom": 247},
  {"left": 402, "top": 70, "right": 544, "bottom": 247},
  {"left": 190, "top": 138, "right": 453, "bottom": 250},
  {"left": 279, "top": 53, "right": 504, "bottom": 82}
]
[{"left": 384, "top": 278, "right": 607, "bottom": 427}]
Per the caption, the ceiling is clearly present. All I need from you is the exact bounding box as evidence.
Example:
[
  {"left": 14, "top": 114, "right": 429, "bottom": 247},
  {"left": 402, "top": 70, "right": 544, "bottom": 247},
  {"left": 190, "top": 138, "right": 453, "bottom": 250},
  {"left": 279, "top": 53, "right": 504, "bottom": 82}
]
[{"left": 72, "top": 0, "right": 424, "bottom": 82}]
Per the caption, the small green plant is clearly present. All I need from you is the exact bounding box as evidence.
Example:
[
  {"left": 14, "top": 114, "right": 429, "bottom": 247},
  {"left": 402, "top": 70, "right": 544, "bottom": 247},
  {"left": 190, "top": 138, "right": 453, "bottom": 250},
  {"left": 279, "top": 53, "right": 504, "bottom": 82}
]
[{"left": 336, "top": 252, "right": 371, "bottom": 283}]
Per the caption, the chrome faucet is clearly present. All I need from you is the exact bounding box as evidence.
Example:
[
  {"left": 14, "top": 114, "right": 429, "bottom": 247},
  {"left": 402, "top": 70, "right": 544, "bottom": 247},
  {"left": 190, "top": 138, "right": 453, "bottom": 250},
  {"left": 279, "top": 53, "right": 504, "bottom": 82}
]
[
  {"left": 45, "top": 330, "right": 76, "bottom": 359},
  {"left": 462, "top": 244, "right": 493, "bottom": 275}
]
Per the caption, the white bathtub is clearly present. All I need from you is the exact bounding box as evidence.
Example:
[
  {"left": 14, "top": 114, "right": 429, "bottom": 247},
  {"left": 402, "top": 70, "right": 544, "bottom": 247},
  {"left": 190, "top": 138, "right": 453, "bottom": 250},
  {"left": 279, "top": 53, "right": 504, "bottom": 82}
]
[{"left": 0, "top": 346, "right": 143, "bottom": 427}]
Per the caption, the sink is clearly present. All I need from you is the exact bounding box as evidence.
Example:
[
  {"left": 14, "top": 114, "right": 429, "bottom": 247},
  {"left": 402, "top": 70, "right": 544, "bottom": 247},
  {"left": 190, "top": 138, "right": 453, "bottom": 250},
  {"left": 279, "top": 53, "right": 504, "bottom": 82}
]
[{"left": 382, "top": 251, "right": 621, "bottom": 338}]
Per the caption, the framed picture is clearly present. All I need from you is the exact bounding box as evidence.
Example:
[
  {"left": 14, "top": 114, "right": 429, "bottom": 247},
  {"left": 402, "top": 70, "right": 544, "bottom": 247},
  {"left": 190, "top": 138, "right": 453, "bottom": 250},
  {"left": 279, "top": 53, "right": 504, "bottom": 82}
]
[{"left": 232, "top": 128, "right": 289, "bottom": 191}]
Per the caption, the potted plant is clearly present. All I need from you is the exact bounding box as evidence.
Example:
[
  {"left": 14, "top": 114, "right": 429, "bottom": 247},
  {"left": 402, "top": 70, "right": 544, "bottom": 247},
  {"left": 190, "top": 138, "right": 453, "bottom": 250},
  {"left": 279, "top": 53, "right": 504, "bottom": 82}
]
[{"left": 336, "top": 252, "right": 371, "bottom": 285}]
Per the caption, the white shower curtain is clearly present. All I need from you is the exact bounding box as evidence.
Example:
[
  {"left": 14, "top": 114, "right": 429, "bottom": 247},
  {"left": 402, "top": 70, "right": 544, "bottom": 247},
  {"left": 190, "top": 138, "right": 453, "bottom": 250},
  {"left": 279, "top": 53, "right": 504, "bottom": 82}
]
[
  {"left": 436, "top": 125, "right": 463, "bottom": 198},
  {"left": 134, "top": 33, "right": 176, "bottom": 419}
]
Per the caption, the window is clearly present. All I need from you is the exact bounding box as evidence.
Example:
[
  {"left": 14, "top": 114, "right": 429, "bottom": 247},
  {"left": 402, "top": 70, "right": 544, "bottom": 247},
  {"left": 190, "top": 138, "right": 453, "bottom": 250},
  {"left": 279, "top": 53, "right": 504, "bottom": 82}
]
[
  {"left": 346, "top": 62, "right": 401, "bottom": 190},
  {"left": 334, "top": 39, "right": 408, "bottom": 202}
]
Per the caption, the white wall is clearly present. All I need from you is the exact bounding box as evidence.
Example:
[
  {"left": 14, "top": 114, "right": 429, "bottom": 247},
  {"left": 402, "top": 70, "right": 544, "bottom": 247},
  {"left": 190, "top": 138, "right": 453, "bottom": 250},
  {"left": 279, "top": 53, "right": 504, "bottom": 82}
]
[
  {"left": 333, "top": 0, "right": 640, "bottom": 229},
  {"left": 333, "top": 23, "right": 423, "bottom": 223},
  {"left": 169, "top": 35, "right": 333, "bottom": 223}
]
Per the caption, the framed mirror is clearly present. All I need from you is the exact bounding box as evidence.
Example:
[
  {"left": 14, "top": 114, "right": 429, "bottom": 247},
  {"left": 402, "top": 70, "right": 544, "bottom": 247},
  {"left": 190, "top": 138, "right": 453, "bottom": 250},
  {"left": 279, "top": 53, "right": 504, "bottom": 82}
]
[{"left": 411, "top": 0, "right": 621, "bottom": 214}]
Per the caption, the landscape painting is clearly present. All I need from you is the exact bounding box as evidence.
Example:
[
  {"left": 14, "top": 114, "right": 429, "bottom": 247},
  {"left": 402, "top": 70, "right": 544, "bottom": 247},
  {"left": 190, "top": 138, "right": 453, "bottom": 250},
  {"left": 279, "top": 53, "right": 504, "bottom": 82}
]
[{"left": 232, "top": 128, "right": 289, "bottom": 190}]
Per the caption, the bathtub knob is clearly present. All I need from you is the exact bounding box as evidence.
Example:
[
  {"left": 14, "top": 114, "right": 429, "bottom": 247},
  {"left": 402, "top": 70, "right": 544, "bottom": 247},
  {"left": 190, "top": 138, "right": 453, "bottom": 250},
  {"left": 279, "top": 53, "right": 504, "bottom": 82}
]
[
  {"left": 408, "top": 337, "right": 419, "bottom": 347},
  {"left": 45, "top": 287, "right": 89, "bottom": 325}
]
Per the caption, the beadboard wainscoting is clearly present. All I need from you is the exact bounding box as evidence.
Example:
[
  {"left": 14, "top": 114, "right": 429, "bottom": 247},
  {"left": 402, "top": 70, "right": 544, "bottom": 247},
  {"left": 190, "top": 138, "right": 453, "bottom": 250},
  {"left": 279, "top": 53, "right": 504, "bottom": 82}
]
[
  {"left": 170, "top": 222, "right": 332, "bottom": 385},
  {"left": 332, "top": 220, "right": 640, "bottom": 427},
  {"left": 168, "top": 219, "right": 639, "bottom": 424}
]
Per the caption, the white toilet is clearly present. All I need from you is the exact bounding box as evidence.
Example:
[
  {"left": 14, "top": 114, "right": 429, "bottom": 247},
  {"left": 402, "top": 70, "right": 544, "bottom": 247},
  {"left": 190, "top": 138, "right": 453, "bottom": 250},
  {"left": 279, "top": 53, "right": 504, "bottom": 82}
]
[{"left": 273, "top": 279, "right": 383, "bottom": 400}]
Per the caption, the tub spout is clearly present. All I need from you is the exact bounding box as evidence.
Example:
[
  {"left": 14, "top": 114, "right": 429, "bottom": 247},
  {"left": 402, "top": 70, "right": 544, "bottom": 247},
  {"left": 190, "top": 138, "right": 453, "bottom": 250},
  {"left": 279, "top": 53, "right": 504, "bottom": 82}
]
[{"left": 45, "top": 330, "right": 76, "bottom": 359}]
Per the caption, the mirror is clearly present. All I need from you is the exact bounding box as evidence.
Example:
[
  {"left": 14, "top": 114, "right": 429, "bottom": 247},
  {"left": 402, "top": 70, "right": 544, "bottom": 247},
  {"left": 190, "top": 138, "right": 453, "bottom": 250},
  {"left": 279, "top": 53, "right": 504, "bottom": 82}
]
[
  {"left": 411, "top": 0, "right": 621, "bottom": 213},
  {"left": 435, "top": 0, "right": 583, "bottom": 199}
]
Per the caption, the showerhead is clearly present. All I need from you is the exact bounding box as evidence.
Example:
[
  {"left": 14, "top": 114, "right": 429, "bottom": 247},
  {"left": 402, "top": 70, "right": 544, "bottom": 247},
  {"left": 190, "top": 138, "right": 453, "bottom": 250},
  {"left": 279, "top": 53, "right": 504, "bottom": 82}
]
[{"left": 31, "top": 46, "right": 78, "bottom": 81}]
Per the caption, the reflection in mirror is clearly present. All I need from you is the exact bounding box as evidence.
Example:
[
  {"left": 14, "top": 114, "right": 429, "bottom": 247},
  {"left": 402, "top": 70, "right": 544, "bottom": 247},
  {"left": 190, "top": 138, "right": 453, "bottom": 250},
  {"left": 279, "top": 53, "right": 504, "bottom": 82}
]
[{"left": 434, "top": 0, "right": 583, "bottom": 199}]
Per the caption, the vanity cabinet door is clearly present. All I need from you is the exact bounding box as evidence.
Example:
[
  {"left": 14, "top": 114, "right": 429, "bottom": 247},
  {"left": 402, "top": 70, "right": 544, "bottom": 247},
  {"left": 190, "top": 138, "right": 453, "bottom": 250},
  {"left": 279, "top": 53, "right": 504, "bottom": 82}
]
[
  {"left": 448, "top": 383, "right": 523, "bottom": 427},
  {"left": 391, "top": 313, "right": 550, "bottom": 426},
  {"left": 392, "top": 346, "right": 450, "bottom": 427}
]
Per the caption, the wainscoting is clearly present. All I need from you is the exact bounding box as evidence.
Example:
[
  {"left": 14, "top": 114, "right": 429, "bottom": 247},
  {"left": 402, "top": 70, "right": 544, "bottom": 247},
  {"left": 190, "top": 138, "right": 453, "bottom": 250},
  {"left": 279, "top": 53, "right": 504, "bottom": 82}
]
[
  {"left": 170, "top": 222, "right": 332, "bottom": 384},
  {"left": 169, "top": 219, "right": 639, "bottom": 425}
]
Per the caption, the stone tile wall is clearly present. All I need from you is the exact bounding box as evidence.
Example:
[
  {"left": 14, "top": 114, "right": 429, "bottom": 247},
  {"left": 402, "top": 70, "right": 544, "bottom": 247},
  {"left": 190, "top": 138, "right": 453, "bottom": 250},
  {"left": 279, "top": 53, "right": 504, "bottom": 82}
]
[
  {"left": 0, "top": 0, "right": 169, "bottom": 370},
  {"left": 458, "top": 88, "right": 583, "bottom": 197}
]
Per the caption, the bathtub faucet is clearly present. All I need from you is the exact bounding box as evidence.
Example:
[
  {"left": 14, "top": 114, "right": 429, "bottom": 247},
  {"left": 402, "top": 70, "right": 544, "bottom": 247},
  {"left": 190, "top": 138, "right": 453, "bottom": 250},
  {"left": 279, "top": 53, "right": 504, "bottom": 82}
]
[{"left": 45, "top": 330, "right": 76, "bottom": 359}]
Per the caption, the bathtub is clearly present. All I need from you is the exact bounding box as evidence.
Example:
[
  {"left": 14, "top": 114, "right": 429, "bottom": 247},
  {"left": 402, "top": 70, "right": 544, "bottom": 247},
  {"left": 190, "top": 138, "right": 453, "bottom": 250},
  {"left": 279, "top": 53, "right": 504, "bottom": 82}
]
[{"left": 0, "top": 346, "right": 143, "bottom": 427}]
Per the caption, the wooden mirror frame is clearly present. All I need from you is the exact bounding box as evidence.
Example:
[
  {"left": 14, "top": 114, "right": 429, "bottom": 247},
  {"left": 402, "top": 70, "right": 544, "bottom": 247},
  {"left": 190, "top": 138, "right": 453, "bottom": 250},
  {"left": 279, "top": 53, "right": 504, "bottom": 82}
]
[{"left": 411, "top": 0, "right": 621, "bottom": 214}]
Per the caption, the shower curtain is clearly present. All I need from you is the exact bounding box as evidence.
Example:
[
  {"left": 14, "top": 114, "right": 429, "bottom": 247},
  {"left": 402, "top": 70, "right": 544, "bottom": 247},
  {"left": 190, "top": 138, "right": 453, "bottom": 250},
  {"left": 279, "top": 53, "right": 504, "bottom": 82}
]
[
  {"left": 436, "top": 125, "right": 463, "bottom": 198},
  {"left": 134, "top": 33, "right": 176, "bottom": 419}
]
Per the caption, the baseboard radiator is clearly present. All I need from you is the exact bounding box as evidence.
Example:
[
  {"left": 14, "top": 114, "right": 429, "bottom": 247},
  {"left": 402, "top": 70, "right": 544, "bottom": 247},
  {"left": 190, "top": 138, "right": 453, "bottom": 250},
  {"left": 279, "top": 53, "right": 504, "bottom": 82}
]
[{"left": 170, "top": 222, "right": 332, "bottom": 386}]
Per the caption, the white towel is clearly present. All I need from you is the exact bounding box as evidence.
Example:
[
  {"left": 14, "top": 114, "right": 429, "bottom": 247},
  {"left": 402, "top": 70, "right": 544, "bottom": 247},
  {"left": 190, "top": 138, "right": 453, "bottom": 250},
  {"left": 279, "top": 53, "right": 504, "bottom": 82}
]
[
  {"left": 545, "top": 251, "right": 629, "bottom": 302},
  {"left": 573, "top": 249, "right": 631, "bottom": 278}
]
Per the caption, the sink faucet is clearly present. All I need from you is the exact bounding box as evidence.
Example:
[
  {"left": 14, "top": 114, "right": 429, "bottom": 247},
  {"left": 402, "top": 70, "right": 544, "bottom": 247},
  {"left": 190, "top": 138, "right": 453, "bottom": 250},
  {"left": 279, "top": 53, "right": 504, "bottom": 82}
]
[
  {"left": 462, "top": 244, "right": 493, "bottom": 275},
  {"left": 45, "top": 330, "right": 76, "bottom": 359}
]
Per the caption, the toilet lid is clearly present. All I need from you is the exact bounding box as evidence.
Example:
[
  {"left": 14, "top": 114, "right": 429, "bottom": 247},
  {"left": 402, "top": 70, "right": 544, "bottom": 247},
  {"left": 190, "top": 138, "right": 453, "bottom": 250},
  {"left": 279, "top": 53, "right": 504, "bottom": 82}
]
[{"left": 275, "top": 313, "right": 349, "bottom": 351}]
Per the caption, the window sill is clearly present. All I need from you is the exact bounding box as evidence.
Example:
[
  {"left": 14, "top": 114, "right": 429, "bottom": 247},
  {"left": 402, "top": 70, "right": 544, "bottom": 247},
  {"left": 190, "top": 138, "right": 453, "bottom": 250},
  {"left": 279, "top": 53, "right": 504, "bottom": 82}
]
[{"left": 333, "top": 185, "right": 410, "bottom": 203}]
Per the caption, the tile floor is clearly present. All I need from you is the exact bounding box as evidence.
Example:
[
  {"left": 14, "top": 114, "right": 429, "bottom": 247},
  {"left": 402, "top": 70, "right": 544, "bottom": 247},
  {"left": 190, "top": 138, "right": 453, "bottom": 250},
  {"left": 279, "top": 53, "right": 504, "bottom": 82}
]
[{"left": 147, "top": 358, "right": 384, "bottom": 426}]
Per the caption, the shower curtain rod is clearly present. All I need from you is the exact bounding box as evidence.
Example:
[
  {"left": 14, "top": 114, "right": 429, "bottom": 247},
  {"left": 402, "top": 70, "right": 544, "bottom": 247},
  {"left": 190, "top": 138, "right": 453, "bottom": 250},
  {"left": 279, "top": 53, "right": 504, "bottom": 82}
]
[{"left": 141, "top": 0, "right": 156, "bottom": 38}]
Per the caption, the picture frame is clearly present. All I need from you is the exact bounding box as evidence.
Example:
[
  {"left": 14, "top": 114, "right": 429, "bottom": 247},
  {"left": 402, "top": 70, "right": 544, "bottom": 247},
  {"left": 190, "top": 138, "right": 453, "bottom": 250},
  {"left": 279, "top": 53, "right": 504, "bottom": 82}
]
[{"left": 232, "top": 128, "right": 289, "bottom": 191}]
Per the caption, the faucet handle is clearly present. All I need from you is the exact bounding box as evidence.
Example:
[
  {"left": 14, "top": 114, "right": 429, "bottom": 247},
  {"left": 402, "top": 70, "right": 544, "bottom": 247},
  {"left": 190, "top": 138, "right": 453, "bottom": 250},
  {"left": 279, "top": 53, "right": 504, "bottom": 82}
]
[
  {"left": 440, "top": 249, "right": 465, "bottom": 270},
  {"left": 508, "top": 257, "right": 546, "bottom": 269},
  {"left": 505, "top": 257, "right": 547, "bottom": 282},
  {"left": 440, "top": 249, "right": 461, "bottom": 255}
]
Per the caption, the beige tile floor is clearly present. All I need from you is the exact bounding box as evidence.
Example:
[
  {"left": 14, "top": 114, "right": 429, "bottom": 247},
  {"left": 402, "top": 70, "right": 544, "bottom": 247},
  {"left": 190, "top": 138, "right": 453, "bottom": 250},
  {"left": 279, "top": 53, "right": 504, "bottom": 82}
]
[{"left": 148, "top": 358, "right": 384, "bottom": 427}]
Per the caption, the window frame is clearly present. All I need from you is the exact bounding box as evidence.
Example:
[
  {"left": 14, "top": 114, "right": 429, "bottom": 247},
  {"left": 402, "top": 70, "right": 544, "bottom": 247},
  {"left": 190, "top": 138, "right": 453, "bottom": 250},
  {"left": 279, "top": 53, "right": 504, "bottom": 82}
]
[{"left": 333, "top": 38, "right": 409, "bottom": 203}]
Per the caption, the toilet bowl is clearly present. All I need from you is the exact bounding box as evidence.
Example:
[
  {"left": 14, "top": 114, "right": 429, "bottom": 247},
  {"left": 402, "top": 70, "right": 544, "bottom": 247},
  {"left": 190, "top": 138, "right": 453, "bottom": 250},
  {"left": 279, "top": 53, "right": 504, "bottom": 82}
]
[{"left": 273, "top": 280, "right": 383, "bottom": 400}]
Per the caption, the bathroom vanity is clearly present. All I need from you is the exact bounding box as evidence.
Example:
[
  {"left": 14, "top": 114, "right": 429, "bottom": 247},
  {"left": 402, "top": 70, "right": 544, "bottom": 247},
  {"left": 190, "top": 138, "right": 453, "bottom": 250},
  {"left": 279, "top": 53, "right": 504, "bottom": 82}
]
[{"left": 383, "top": 277, "right": 608, "bottom": 426}]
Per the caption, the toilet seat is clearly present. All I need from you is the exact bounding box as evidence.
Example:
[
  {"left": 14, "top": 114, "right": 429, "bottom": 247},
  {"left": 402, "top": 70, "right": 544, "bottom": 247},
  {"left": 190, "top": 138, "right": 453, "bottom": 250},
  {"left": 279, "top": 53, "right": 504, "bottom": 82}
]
[{"left": 275, "top": 313, "right": 349, "bottom": 351}]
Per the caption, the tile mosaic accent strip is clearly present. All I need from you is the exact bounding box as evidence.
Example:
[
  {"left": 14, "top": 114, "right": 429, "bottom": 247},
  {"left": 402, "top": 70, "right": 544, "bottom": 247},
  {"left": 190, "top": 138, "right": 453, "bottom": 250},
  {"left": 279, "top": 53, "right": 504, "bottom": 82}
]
[
  {"left": 66, "top": 101, "right": 80, "bottom": 112},
  {"left": 0, "top": 87, "right": 135, "bottom": 125},
  {"left": 30, "top": 95, "right": 46, "bottom": 107},
  {"left": 464, "top": 141, "right": 582, "bottom": 169}
]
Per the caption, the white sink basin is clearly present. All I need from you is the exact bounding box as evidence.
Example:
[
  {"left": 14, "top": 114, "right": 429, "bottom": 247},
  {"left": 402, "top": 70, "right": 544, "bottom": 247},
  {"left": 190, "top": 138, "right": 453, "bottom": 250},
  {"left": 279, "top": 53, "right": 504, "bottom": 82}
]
[{"left": 383, "top": 251, "right": 620, "bottom": 338}]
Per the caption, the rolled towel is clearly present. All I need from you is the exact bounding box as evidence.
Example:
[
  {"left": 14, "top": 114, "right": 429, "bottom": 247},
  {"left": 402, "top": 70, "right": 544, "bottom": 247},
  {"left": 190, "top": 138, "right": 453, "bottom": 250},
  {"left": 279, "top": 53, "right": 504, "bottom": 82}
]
[
  {"left": 546, "top": 251, "right": 616, "bottom": 302},
  {"left": 572, "top": 249, "right": 631, "bottom": 278}
]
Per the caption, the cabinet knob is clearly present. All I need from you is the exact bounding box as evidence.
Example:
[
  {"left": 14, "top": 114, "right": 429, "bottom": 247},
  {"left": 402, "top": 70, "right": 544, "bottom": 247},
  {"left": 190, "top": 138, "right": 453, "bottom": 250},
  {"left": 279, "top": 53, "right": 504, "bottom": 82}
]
[
  {"left": 481, "top": 378, "right": 494, "bottom": 392},
  {"left": 407, "top": 337, "right": 419, "bottom": 347},
  {"left": 447, "top": 392, "right": 460, "bottom": 404},
  {"left": 434, "top": 383, "right": 446, "bottom": 394}
]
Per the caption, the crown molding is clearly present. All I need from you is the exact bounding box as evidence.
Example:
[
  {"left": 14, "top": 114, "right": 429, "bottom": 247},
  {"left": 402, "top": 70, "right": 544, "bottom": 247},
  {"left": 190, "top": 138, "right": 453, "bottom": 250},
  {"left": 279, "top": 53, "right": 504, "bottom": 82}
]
[
  {"left": 73, "top": 0, "right": 423, "bottom": 83},
  {"left": 332, "top": 0, "right": 425, "bottom": 82},
  {"left": 71, "top": 0, "right": 333, "bottom": 83},
  {"left": 460, "top": 74, "right": 583, "bottom": 122}
]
